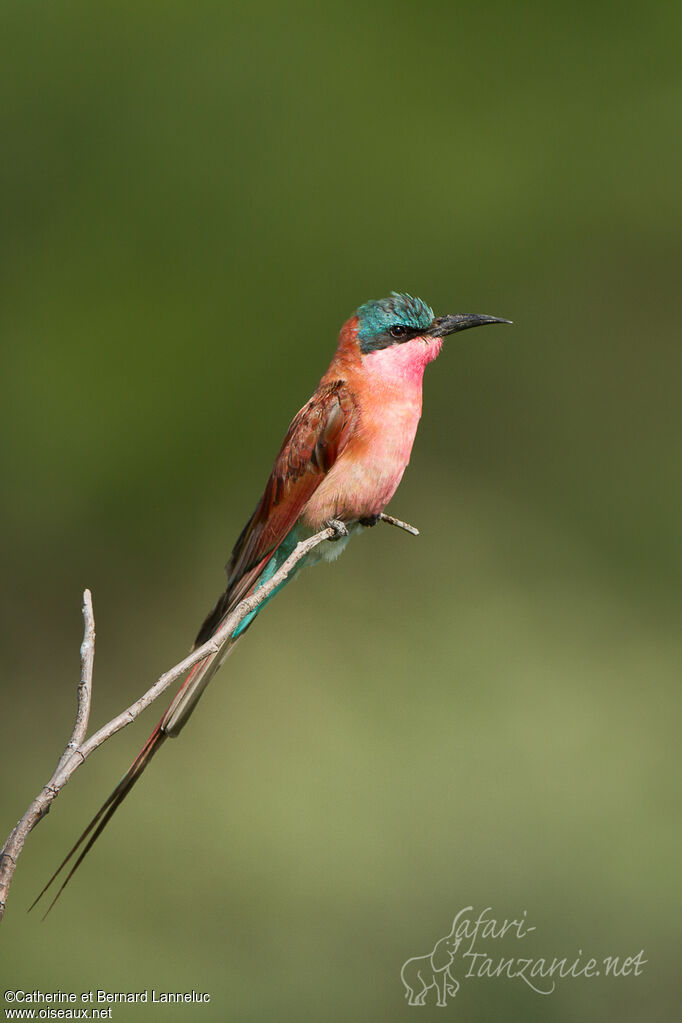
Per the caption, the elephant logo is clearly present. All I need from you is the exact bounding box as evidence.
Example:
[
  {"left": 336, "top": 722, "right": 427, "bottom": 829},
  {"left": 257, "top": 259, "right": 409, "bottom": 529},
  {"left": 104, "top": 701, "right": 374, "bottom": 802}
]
[{"left": 401, "top": 919, "right": 462, "bottom": 1007}]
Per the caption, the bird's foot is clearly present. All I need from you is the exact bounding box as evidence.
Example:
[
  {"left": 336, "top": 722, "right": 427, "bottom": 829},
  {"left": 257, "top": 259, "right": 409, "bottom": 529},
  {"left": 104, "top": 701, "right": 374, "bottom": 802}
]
[
  {"left": 326, "top": 518, "right": 349, "bottom": 540},
  {"left": 358, "top": 515, "right": 379, "bottom": 527}
]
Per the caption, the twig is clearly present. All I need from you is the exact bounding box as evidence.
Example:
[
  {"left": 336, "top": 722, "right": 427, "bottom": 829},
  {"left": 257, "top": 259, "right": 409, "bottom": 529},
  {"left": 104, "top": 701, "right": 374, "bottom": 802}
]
[
  {"left": 0, "top": 591, "right": 95, "bottom": 923},
  {"left": 0, "top": 514, "right": 417, "bottom": 923},
  {"left": 55, "top": 591, "right": 95, "bottom": 775},
  {"left": 378, "top": 512, "right": 420, "bottom": 536}
]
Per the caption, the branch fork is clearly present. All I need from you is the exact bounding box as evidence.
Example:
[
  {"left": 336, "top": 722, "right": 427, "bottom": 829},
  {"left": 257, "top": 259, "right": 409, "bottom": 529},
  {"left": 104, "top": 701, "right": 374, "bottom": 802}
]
[{"left": 0, "top": 513, "right": 418, "bottom": 922}]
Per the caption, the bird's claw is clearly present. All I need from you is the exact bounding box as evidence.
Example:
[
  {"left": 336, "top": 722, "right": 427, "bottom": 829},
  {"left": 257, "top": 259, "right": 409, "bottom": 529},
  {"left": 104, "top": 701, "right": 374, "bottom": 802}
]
[{"left": 326, "top": 518, "right": 349, "bottom": 540}]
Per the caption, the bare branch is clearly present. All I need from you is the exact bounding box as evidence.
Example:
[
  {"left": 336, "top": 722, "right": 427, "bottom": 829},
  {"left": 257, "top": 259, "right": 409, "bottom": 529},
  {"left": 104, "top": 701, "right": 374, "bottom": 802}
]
[
  {"left": 0, "top": 591, "right": 95, "bottom": 922},
  {"left": 378, "top": 512, "right": 420, "bottom": 536},
  {"left": 55, "top": 590, "right": 95, "bottom": 775},
  {"left": 0, "top": 514, "right": 416, "bottom": 922}
]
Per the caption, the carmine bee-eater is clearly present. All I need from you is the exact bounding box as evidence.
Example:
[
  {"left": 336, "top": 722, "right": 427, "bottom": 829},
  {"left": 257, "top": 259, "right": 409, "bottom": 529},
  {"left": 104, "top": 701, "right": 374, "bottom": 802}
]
[{"left": 34, "top": 292, "right": 509, "bottom": 913}]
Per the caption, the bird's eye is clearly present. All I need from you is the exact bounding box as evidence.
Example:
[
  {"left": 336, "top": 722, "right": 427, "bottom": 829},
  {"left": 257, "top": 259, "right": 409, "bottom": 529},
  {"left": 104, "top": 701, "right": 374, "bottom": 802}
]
[{"left": 390, "top": 324, "right": 407, "bottom": 339}]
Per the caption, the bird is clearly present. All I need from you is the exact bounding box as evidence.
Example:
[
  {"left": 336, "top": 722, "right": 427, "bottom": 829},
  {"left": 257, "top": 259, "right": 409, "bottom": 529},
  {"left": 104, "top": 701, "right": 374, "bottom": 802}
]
[{"left": 32, "top": 291, "right": 509, "bottom": 914}]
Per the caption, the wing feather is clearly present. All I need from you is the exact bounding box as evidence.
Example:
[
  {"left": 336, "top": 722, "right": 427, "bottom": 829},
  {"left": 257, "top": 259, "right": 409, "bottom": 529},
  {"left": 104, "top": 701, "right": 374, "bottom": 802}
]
[{"left": 194, "top": 379, "right": 355, "bottom": 645}]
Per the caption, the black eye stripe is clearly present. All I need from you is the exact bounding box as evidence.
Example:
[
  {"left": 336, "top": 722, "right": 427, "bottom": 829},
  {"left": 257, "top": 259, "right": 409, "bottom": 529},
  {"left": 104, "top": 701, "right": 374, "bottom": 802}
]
[
  {"left": 360, "top": 324, "right": 424, "bottom": 353},
  {"left": 391, "top": 324, "right": 421, "bottom": 343}
]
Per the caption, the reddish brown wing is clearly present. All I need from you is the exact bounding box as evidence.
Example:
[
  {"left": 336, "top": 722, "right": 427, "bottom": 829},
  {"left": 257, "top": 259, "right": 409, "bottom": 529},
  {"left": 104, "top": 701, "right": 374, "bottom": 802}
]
[{"left": 194, "top": 379, "right": 355, "bottom": 646}]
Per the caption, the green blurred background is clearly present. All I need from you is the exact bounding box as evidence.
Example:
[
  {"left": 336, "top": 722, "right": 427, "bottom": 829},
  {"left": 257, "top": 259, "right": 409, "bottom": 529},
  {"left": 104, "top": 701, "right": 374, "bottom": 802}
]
[{"left": 1, "top": 1, "right": 680, "bottom": 1019}]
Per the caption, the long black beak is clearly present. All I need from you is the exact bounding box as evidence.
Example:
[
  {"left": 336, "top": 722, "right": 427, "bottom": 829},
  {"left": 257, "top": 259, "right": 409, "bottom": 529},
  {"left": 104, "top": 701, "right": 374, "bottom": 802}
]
[{"left": 426, "top": 313, "right": 512, "bottom": 337}]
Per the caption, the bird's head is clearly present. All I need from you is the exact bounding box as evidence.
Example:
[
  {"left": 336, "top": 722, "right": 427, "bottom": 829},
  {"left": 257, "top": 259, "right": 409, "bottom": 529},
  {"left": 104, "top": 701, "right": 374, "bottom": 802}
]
[{"left": 354, "top": 292, "right": 510, "bottom": 358}]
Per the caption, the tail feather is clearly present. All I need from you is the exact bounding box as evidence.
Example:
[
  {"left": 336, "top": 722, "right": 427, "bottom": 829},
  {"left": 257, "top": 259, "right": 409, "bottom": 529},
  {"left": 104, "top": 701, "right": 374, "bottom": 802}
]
[
  {"left": 160, "top": 638, "right": 240, "bottom": 737},
  {"left": 29, "top": 726, "right": 166, "bottom": 918},
  {"left": 30, "top": 640, "right": 238, "bottom": 917}
]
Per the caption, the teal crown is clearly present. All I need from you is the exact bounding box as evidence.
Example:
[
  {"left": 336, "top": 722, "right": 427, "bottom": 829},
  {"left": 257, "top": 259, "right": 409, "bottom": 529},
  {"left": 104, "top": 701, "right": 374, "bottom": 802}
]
[{"left": 356, "top": 292, "right": 434, "bottom": 353}]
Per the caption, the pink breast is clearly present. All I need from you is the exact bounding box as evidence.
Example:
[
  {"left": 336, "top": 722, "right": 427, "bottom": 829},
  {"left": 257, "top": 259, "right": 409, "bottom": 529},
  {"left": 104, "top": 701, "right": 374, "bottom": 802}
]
[{"left": 303, "top": 337, "right": 442, "bottom": 527}]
